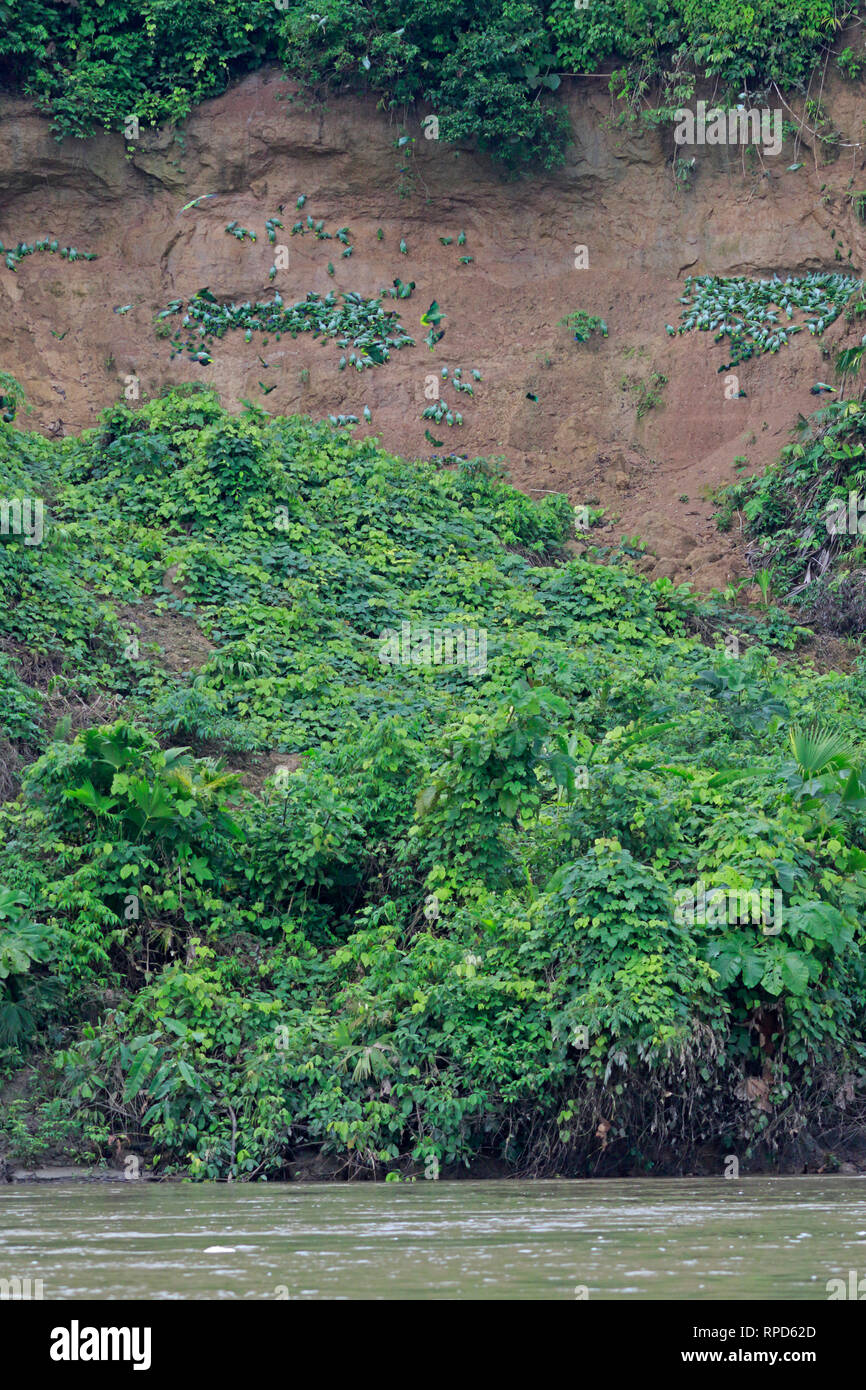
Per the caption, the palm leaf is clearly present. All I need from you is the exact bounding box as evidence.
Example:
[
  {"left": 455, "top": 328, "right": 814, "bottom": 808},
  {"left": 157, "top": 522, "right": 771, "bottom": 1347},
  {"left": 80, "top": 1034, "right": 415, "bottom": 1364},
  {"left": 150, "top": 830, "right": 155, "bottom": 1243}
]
[{"left": 788, "top": 722, "right": 853, "bottom": 775}]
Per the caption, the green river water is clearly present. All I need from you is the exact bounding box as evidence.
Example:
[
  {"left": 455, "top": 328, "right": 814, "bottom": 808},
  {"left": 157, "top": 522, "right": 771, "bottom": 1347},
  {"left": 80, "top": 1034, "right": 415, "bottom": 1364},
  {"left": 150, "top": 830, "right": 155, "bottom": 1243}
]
[{"left": 1, "top": 1176, "right": 865, "bottom": 1300}]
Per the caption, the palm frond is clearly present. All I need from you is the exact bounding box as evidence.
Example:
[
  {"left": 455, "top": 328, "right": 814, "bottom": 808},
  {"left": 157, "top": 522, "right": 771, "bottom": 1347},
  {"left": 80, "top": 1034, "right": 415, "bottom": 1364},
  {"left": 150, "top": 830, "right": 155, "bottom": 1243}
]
[{"left": 788, "top": 722, "right": 853, "bottom": 775}]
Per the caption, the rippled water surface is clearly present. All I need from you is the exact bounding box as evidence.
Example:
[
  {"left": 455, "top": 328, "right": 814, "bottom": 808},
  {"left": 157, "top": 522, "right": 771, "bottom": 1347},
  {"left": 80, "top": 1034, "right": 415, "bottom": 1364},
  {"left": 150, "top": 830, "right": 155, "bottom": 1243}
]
[{"left": 2, "top": 1177, "right": 865, "bottom": 1299}]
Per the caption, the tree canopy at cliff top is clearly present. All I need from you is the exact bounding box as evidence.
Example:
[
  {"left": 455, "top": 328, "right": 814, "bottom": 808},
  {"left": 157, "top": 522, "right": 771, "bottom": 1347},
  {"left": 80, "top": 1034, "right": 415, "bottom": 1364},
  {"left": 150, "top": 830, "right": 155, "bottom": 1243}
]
[{"left": 0, "top": 0, "right": 856, "bottom": 165}]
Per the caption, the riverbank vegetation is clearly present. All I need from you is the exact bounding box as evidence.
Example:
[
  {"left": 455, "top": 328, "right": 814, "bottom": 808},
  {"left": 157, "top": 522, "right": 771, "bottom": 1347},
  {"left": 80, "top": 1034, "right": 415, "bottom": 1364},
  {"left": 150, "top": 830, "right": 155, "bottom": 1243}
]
[{"left": 2, "top": 387, "right": 866, "bottom": 1178}]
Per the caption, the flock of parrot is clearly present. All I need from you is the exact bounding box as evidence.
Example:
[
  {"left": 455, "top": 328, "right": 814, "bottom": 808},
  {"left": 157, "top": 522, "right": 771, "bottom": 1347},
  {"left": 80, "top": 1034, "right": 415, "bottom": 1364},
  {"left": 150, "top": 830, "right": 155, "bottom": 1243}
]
[
  {"left": 668, "top": 271, "right": 861, "bottom": 369},
  {"left": 8, "top": 199, "right": 858, "bottom": 448},
  {"left": 0, "top": 238, "right": 97, "bottom": 271},
  {"left": 0, "top": 192, "right": 483, "bottom": 449},
  {"left": 156, "top": 285, "right": 416, "bottom": 369},
  {"left": 422, "top": 365, "right": 483, "bottom": 430},
  {"left": 160, "top": 194, "right": 481, "bottom": 438}
]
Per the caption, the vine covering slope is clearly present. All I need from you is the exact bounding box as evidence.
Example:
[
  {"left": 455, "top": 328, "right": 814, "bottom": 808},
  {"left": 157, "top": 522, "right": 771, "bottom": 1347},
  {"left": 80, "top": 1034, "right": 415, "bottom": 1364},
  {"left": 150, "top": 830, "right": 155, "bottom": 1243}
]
[{"left": 2, "top": 389, "right": 866, "bottom": 1177}]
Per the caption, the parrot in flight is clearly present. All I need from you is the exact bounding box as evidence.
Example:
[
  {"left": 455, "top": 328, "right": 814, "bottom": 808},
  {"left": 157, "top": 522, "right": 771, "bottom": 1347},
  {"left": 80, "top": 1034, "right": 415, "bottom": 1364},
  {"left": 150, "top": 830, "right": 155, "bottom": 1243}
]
[{"left": 180, "top": 193, "right": 218, "bottom": 212}]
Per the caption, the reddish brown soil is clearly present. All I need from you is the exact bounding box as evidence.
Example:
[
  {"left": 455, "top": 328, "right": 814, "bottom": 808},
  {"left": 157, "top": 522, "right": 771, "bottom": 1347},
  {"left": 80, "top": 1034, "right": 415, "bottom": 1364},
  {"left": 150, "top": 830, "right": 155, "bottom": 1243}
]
[{"left": 4, "top": 67, "right": 866, "bottom": 591}]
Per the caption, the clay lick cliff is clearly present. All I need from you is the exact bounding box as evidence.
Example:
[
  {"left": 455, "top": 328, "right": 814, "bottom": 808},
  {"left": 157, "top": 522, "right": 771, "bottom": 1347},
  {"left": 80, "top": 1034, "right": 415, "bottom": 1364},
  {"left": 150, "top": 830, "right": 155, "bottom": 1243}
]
[{"left": 4, "top": 64, "right": 866, "bottom": 590}]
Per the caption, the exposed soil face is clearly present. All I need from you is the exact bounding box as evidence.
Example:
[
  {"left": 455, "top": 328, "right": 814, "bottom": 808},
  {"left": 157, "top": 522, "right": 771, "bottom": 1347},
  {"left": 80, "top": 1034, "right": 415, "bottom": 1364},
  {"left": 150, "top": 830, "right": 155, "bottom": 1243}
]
[
  {"left": 4, "top": 66, "right": 866, "bottom": 590},
  {"left": 116, "top": 598, "right": 214, "bottom": 675}
]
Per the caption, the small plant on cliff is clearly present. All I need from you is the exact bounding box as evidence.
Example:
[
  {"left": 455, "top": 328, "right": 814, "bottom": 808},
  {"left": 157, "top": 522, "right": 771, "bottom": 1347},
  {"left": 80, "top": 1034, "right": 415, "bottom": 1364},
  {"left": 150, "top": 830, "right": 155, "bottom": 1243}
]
[
  {"left": 0, "top": 372, "right": 29, "bottom": 422},
  {"left": 837, "top": 45, "right": 863, "bottom": 80},
  {"left": 558, "top": 311, "right": 608, "bottom": 342},
  {"left": 635, "top": 371, "right": 668, "bottom": 420}
]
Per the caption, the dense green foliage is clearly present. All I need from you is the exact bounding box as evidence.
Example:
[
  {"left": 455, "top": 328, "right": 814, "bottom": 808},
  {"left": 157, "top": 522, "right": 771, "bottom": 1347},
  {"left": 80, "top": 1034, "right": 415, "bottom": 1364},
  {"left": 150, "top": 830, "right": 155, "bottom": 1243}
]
[
  {"left": 559, "top": 311, "right": 609, "bottom": 342},
  {"left": 3, "top": 388, "right": 866, "bottom": 1178},
  {"left": 717, "top": 396, "right": 866, "bottom": 632},
  {"left": 0, "top": 1, "right": 856, "bottom": 165}
]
